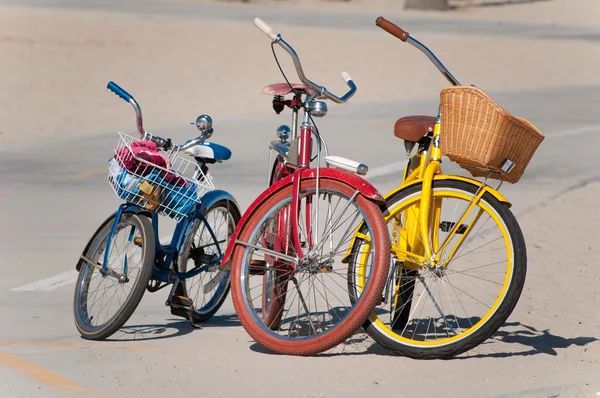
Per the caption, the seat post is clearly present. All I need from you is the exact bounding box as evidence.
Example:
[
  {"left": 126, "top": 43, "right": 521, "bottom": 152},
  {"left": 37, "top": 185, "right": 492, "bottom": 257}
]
[{"left": 291, "top": 107, "right": 299, "bottom": 141}]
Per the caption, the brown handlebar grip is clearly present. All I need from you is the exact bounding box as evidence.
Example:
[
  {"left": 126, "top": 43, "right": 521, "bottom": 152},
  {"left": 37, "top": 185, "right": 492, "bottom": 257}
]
[{"left": 375, "top": 16, "right": 409, "bottom": 42}]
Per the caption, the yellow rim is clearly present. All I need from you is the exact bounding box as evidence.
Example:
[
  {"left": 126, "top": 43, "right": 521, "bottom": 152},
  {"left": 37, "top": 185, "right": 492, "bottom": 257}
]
[{"left": 359, "top": 187, "right": 514, "bottom": 347}]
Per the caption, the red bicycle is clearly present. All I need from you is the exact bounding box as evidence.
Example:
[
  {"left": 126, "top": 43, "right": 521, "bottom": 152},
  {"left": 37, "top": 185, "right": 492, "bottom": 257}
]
[{"left": 219, "top": 18, "right": 391, "bottom": 355}]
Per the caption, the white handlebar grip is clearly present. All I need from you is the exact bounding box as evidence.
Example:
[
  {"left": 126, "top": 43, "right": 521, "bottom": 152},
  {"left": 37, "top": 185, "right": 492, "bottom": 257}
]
[
  {"left": 341, "top": 71, "right": 353, "bottom": 84},
  {"left": 254, "top": 18, "right": 278, "bottom": 41}
]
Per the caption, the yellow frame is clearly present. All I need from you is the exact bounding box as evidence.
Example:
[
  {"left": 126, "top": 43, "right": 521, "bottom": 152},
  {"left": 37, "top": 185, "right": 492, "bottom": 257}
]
[{"left": 344, "top": 109, "right": 511, "bottom": 268}]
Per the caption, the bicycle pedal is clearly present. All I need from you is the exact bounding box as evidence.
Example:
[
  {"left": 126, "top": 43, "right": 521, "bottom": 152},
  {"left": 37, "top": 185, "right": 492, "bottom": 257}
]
[
  {"left": 249, "top": 260, "right": 267, "bottom": 275},
  {"left": 439, "top": 221, "right": 468, "bottom": 234},
  {"left": 170, "top": 295, "right": 193, "bottom": 311}
]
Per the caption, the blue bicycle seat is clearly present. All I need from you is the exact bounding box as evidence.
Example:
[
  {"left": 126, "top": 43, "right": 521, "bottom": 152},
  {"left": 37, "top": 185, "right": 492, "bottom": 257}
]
[{"left": 185, "top": 142, "right": 232, "bottom": 162}]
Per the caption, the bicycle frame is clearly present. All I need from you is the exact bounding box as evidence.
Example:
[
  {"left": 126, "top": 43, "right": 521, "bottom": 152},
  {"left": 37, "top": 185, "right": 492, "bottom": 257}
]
[
  {"left": 217, "top": 21, "right": 385, "bottom": 270},
  {"left": 382, "top": 112, "right": 513, "bottom": 274},
  {"left": 78, "top": 194, "right": 228, "bottom": 277},
  {"left": 340, "top": 17, "right": 518, "bottom": 272}
]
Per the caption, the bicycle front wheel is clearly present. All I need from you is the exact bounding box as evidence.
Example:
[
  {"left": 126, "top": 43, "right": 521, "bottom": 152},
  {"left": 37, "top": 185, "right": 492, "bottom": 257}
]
[
  {"left": 178, "top": 200, "right": 240, "bottom": 322},
  {"left": 74, "top": 212, "right": 155, "bottom": 340},
  {"left": 349, "top": 180, "right": 526, "bottom": 359},
  {"left": 230, "top": 177, "right": 390, "bottom": 356}
]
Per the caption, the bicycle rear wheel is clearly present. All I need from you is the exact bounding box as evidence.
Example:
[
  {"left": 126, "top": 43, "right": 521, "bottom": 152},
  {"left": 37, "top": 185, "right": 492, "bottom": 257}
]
[
  {"left": 230, "top": 177, "right": 390, "bottom": 356},
  {"left": 349, "top": 180, "right": 526, "bottom": 359},
  {"left": 178, "top": 200, "right": 240, "bottom": 322},
  {"left": 74, "top": 212, "right": 155, "bottom": 340}
]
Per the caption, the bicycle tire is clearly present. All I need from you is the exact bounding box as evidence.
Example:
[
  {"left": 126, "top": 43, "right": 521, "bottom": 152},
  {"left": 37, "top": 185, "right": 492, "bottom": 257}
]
[
  {"left": 230, "top": 177, "right": 390, "bottom": 356},
  {"left": 74, "top": 212, "right": 155, "bottom": 340},
  {"left": 349, "top": 180, "right": 526, "bottom": 359}
]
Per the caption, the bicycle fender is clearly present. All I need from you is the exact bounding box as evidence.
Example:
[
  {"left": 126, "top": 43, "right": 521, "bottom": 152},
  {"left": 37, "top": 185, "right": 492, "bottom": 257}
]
[
  {"left": 218, "top": 168, "right": 385, "bottom": 271},
  {"left": 75, "top": 205, "right": 150, "bottom": 272},
  {"left": 195, "top": 189, "right": 240, "bottom": 216},
  {"left": 304, "top": 168, "right": 386, "bottom": 205},
  {"left": 386, "top": 175, "right": 512, "bottom": 207}
]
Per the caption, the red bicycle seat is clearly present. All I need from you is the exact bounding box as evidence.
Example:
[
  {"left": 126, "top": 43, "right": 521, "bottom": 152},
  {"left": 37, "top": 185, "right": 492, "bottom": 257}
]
[{"left": 263, "top": 83, "right": 314, "bottom": 96}]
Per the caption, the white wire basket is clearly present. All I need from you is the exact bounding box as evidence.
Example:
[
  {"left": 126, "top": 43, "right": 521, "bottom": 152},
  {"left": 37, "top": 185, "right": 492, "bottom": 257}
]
[{"left": 107, "top": 132, "right": 214, "bottom": 221}]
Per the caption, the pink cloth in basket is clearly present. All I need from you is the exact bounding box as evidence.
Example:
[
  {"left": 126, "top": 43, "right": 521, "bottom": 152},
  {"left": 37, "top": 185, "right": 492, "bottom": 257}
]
[{"left": 116, "top": 140, "right": 187, "bottom": 186}]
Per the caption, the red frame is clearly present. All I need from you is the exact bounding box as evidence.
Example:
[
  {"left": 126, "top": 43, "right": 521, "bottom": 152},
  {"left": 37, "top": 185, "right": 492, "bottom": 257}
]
[
  {"left": 218, "top": 107, "right": 384, "bottom": 269},
  {"left": 218, "top": 166, "right": 383, "bottom": 268}
]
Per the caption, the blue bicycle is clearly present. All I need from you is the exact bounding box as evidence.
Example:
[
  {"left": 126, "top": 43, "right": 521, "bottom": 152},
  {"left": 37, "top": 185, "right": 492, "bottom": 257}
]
[{"left": 73, "top": 82, "right": 241, "bottom": 340}]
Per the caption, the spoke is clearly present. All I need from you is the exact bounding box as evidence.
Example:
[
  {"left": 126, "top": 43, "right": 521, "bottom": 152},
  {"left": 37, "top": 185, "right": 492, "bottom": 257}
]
[
  {"left": 439, "top": 275, "right": 461, "bottom": 336},
  {"left": 420, "top": 276, "right": 457, "bottom": 335},
  {"left": 331, "top": 211, "right": 362, "bottom": 258},
  {"left": 446, "top": 270, "right": 504, "bottom": 286},
  {"left": 452, "top": 215, "right": 495, "bottom": 259},
  {"left": 310, "top": 191, "right": 359, "bottom": 253},
  {"left": 451, "top": 236, "right": 504, "bottom": 262},
  {"left": 313, "top": 275, "right": 347, "bottom": 324},
  {"left": 445, "top": 273, "right": 474, "bottom": 330},
  {"left": 441, "top": 277, "right": 491, "bottom": 309},
  {"left": 401, "top": 278, "right": 428, "bottom": 339}
]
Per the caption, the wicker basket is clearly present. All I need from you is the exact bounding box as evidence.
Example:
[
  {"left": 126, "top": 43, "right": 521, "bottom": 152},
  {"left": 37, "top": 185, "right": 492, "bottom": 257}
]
[{"left": 439, "top": 86, "right": 544, "bottom": 183}]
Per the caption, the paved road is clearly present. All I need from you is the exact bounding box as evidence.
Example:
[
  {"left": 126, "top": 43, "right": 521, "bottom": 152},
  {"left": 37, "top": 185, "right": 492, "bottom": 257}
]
[
  {"left": 1, "top": 83, "right": 600, "bottom": 397},
  {"left": 1, "top": 2, "right": 600, "bottom": 397},
  {"left": 2, "top": 0, "right": 600, "bottom": 42}
]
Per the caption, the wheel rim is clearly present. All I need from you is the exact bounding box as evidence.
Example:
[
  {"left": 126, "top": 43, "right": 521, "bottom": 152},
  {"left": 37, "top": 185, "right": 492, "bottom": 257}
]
[
  {"left": 358, "top": 187, "right": 514, "bottom": 347},
  {"left": 182, "top": 206, "right": 234, "bottom": 315},
  {"left": 240, "top": 187, "right": 378, "bottom": 341},
  {"left": 76, "top": 216, "right": 146, "bottom": 330}
]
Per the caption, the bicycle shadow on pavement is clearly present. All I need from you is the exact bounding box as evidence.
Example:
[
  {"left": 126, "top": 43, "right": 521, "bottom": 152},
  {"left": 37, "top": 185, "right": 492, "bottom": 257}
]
[
  {"left": 104, "top": 313, "right": 242, "bottom": 342},
  {"left": 455, "top": 321, "right": 599, "bottom": 359},
  {"left": 105, "top": 320, "right": 194, "bottom": 342},
  {"left": 249, "top": 319, "right": 598, "bottom": 358}
]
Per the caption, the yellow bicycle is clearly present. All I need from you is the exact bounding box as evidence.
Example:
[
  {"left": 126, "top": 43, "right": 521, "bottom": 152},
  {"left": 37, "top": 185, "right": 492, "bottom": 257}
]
[{"left": 346, "top": 17, "right": 545, "bottom": 359}]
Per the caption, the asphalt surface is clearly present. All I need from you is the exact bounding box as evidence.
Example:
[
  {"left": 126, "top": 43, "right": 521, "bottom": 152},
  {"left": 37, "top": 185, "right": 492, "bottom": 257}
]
[{"left": 1, "top": 1, "right": 600, "bottom": 398}]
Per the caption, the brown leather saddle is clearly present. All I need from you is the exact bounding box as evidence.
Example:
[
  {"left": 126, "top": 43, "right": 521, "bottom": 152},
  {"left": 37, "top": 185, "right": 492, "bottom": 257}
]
[{"left": 394, "top": 115, "right": 435, "bottom": 142}]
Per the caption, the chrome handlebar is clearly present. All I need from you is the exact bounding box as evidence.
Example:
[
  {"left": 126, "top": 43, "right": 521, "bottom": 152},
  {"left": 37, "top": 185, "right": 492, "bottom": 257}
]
[
  {"left": 253, "top": 18, "right": 357, "bottom": 105},
  {"left": 106, "top": 81, "right": 212, "bottom": 151},
  {"left": 406, "top": 36, "right": 461, "bottom": 87}
]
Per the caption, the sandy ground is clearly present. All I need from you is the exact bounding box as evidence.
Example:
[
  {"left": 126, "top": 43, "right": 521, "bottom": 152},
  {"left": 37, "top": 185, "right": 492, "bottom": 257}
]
[{"left": 1, "top": 1, "right": 599, "bottom": 146}]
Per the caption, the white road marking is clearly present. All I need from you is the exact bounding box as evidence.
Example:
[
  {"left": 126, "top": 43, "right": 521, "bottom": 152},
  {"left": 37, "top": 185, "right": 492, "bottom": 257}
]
[
  {"left": 551, "top": 124, "right": 599, "bottom": 138},
  {"left": 364, "top": 161, "right": 405, "bottom": 180},
  {"left": 11, "top": 270, "right": 79, "bottom": 292},
  {"left": 11, "top": 234, "right": 173, "bottom": 292}
]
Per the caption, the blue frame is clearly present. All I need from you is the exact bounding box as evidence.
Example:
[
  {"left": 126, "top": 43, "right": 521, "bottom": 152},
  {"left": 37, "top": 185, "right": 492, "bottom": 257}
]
[{"left": 100, "top": 189, "right": 237, "bottom": 283}]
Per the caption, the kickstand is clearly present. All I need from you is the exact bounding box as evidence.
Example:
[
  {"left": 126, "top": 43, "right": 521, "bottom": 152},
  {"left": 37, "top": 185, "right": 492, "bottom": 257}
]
[{"left": 188, "top": 312, "right": 202, "bottom": 329}]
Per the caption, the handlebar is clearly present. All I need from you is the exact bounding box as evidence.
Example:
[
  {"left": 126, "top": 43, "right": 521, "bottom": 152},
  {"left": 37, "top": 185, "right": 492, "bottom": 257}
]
[
  {"left": 253, "top": 18, "right": 357, "bottom": 105},
  {"left": 106, "top": 81, "right": 212, "bottom": 151},
  {"left": 375, "top": 16, "right": 461, "bottom": 87}
]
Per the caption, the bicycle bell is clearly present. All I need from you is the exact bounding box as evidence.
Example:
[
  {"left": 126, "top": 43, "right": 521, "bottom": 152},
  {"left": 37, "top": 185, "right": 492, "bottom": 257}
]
[
  {"left": 195, "top": 114, "right": 213, "bottom": 133},
  {"left": 276, "top": 125, "right": 291, "bottom": 144},
  {"left": 309, "top": 101, "right": 328, "bottom": 117}
]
